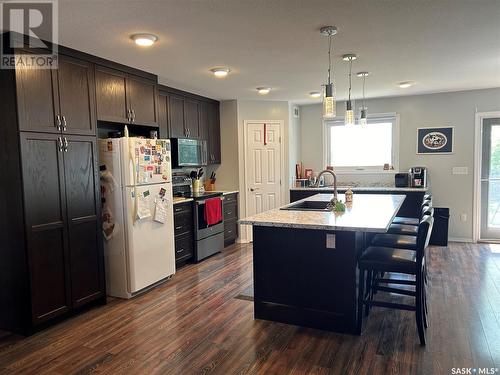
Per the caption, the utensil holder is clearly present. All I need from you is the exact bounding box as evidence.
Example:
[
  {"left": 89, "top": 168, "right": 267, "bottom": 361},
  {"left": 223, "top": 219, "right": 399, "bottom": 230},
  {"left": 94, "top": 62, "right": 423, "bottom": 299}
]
[{"left": 192, "top": 179, "right": 201, "bottom": 193}]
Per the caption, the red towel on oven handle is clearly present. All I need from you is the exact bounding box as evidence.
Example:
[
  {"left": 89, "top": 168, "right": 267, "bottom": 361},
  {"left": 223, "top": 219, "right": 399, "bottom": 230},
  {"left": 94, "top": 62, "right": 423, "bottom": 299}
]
[{"left": 204, "top": 197, "right": 222, "bottom": 226}]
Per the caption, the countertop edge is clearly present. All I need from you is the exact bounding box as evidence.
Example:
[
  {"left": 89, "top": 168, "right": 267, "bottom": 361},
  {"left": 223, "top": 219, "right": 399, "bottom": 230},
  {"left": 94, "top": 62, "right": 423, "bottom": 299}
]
[{"left": 239, "top": 193, "right": 406, "bottom": 233}]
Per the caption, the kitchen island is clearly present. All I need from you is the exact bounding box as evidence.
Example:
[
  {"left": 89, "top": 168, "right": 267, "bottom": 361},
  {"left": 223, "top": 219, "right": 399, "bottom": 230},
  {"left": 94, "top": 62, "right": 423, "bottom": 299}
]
[{"left": 240, "top": 193, "right": 405, "bottom": 334}]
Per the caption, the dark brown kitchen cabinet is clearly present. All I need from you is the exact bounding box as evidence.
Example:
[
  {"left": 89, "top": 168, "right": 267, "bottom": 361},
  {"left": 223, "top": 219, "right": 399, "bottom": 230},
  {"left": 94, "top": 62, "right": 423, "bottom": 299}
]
[
  {"left": 20, "top": 133, "right": 72, "bottom": 324},
  {"left": 63, "top": 136, "right": 104, "bottom": 307},
  {"left": 184, "top": 98, "right": 201, "bottom": 138},
  {"left": 17, "top": 132, "right": 105, "bottom": 327},
  {"left": 15, "top": 55, "right": 96, "bottom": 135},
  {"left": 56, "top": 56, "right": 97, "bottom": 135},
  {"left": 207, "top": 102, "right": 221, "bottom": 164},
  {"left": 127, "top": 76, "right": 158, "bottom": 126},
  {"left": 95, "top": 66, "right": 158, "bottom": 126},
  {"left": 173, "top": 201, "right": 194, "bottom": 267},
  {"left": 158, "top": 92, "right": 169, "bottom": 138},
  {"left": 15, "top": 61, "right": 59, "bottom": 134},
  {"left": 223, "top": 193, "right": 238, "bottom": 247},
  {"left": 168, "top": 94, "right": 186, "bottom": 138},
  {"left": 15, "top": 53, "right": 96, "bottom": 136},
  {"left": 95, "top": 66, "right": 128, "bottom": 124}
]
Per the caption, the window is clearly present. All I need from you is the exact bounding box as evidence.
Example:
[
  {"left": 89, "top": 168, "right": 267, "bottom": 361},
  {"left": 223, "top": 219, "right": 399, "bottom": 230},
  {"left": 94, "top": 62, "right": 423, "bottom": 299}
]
[{"left": 325, "top": 114, "right": 399, "bottom": 172}]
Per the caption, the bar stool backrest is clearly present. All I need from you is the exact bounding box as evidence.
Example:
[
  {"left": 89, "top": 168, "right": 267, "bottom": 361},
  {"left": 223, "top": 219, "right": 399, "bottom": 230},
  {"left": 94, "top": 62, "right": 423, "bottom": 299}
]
[{"left": 416, "top": 216, "right": 434, "bottom": 263}]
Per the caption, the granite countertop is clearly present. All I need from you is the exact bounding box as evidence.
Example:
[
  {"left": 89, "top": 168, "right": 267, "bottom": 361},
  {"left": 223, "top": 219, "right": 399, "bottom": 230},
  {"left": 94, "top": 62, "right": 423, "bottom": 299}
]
[
  {"left": 290, "top": 186, "right": 428, "bottom": 192},
  {"left": 215, "top": 190, "right": 239, "bottom": 196},
  {"left": 239, "top": 193, "right": 405, "bottom": 232}
]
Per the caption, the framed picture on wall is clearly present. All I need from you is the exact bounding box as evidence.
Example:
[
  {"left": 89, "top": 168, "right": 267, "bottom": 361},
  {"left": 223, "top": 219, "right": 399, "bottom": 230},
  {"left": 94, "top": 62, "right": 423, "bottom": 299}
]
[{"left": 417, "top": 126, "right": 454, "bottom": 154}]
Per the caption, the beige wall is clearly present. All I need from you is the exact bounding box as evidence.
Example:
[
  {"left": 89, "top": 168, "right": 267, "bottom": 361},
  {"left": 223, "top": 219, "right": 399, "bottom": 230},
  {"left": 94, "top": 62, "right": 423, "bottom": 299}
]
[{"left": 298, "top": 87, "right": 500, "bottom": 241}]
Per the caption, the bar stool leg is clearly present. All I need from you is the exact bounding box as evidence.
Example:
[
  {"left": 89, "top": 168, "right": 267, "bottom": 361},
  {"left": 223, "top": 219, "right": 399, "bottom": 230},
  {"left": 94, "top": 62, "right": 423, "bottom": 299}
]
[
  {"left": 416, "top": 271, "right": 426, "bottom": 345},
  {"left": 357, "top": 267, "right": 365, "bottom": 335}
]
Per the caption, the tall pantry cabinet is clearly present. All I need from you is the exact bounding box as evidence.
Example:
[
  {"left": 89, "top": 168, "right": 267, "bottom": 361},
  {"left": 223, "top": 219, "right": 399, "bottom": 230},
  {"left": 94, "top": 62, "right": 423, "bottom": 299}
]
[{"left": 0, "top": 50, "right": 105, "bottom": 335}]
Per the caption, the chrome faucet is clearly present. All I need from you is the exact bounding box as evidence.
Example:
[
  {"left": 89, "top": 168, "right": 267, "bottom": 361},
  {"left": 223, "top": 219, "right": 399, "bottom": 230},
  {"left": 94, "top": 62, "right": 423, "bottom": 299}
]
[{"left": 314, "top": 169, "right": 338, "bottom": 203}]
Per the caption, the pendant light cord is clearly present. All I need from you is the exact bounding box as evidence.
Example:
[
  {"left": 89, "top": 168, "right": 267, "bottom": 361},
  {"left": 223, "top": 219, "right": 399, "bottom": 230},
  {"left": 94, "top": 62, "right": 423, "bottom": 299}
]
[
  {"left": 348, "top": 58, "right": 353, "bottom": 101},
  {"left": 362, "top": 74, "right": 366, "bottom": 108},
  {"left": 327, "top": 34, "right": 332, "bottom": 85}
]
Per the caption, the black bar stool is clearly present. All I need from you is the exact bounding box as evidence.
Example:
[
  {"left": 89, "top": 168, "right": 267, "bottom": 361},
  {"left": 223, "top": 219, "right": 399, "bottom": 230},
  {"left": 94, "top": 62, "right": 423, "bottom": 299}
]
[
  {"left": 388, "top": 206, "right": 434, "bottom": 236},
  {"left": 392, "top": 199, "right": 432, "bottom": 226},
  {"left": 357, "top": 216, "right": 434, "bottom": 345}
]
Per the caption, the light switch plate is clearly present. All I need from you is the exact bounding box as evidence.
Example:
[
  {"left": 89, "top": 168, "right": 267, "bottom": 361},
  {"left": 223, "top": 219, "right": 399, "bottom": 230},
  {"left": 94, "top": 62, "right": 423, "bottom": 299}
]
[
  {"left": 326, "top": 234, "right": 336, "bottom": 249},
  {"left": 452, "top": 167, "right": 468, "bottom": 175}
]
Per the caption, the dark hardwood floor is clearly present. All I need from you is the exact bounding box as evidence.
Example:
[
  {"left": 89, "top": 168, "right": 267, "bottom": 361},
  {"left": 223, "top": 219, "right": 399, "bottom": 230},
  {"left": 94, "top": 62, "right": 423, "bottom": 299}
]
[{"left": 1, "top": 242, "right": 500, "bottom": 374}]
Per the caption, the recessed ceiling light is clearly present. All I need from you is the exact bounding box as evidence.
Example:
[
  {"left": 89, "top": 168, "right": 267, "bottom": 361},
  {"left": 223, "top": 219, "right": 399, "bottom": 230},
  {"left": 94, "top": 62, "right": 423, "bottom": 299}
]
[
  {"left": 210, "top": 67, "right": 230, "bottom": 78},
  {"left": 130, "top": 33, "right": 158, "bottom": 47},
  {"left": 309, "top": 91, "right": 321, "bottom": 98},
  {"left": 257, "top": 87, "right": 271, "bottom": 95},
  {"left": 399, "top": 81, "right": 414, "bottom": 88}
]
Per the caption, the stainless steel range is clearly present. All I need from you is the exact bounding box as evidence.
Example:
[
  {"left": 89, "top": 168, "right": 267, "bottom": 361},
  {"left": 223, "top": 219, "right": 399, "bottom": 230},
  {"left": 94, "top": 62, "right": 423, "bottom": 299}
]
[{"left": 172, "top": 174, "right": 224, "bottom": 262}]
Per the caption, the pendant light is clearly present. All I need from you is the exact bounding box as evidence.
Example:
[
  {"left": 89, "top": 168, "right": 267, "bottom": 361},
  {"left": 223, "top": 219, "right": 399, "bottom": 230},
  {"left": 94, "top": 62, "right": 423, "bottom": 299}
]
[
  {"left": 320, "top": 26, "right": 338, "bottom": 119},
  {"left": 342, "top": 54, "right": 357, "bottom": 126},
  {"left": 357, "top": 72, "right": 369, "bottom": 126}
]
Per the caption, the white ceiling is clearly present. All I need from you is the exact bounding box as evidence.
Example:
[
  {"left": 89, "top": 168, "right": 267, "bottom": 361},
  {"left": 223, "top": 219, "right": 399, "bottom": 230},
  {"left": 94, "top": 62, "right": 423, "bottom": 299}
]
[{"left": 58, "top": 0, "right": 500, "bottom": 103}]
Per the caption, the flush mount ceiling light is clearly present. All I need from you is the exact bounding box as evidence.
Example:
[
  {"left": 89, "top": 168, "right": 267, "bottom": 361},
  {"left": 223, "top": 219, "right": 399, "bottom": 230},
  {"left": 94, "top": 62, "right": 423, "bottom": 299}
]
[
  {"left": 320, "top": 26, "right": 338, "bottom": 119},
  {"left": 210, "top": 67, "right": 230, "bottom": 78},
  {"left": 342, "top": 54, "right": 357, "bottom": 126},
  {"left": 130, "top": 33, "right": 158, "bottom": 47},
  {"left": 310, "top": 91, "right": 321, "bottom": 98},
  {"left": 399, "top": 81, "right": 414, "bottom": 88},
  {"left": 257, "top": 87, "right": 271, "bottom": 95},
  {"left": 357, "top": 72, "right": 370, "bottom": 126}
]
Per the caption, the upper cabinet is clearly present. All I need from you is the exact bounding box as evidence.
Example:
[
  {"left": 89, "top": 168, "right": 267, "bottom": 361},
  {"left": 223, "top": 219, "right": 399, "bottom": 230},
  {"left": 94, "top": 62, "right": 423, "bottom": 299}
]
[
  {"left": 168, "top": 94, "right": 186, "bottom": 138},
  {"left": 95, "top": 66, "right": 158, "bottom": 127},
  {"left": 57, "top": 56, "right": 96, "bottom": 136},
  {"left": 15, "top": 53, "right": 96, "bottom": 136},
  {"left": 184, "top": 98, "right": 201, "bottom": 139},
  {"left": 158, "top": 90, "right": 204, "bottom": 139}
]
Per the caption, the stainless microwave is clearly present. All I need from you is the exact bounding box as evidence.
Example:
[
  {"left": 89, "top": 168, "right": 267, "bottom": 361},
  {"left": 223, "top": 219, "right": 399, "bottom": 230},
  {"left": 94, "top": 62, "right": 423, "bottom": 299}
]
[{"left": 171, "top": 138, "right": 208, "bottom": 168}]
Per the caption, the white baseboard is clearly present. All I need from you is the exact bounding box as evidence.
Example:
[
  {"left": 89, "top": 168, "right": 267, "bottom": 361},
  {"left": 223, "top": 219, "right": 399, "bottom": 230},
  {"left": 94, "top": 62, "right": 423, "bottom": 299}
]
[{"left": 448, "top": 237, "right": 474, "bottom": 243}]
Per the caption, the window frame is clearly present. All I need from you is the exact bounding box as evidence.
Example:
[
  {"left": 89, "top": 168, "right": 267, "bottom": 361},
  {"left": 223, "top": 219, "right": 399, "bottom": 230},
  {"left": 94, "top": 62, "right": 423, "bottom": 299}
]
[{"left": 324, "top": 113, "right": 400, "bottom": 173}]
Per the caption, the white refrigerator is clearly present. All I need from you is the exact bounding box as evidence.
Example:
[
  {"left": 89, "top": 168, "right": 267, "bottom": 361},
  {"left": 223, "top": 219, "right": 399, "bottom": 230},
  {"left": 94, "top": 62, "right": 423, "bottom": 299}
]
[{"left": 99, "top": 137, "right": 175, "bottom": 299}]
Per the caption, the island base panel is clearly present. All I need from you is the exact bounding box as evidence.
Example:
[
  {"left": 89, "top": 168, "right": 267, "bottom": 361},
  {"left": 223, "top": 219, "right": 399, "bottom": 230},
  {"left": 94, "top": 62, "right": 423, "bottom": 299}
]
[{"left": 252, "top": 226, "right": 364, "bottom": 334}]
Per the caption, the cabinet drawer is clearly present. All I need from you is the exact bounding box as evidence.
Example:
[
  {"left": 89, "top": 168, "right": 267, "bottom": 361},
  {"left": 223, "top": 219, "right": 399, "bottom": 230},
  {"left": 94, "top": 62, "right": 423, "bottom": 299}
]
[
  {"left": 224, "top": 193, "right": 238, "bottom": 204},
  {"left": 173, "top": 201, "right": 192, "bottom": 214},
  {"left": 224, "top": 219, "right": 238, "bottom": 242},
  {"left": 174, "top": 215, "right": 193, "bottom": 236},
  {"left": 223, "top": 203, "right": 237, "bottom": 221},
  {"left": 175, "top": 233, "right": 194, "bottom": 261}
]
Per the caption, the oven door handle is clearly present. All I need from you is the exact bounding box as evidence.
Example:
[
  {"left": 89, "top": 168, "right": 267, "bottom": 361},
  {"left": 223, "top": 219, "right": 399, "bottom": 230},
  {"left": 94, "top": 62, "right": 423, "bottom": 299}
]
[{"left": 196, "top": 196, "right": 224, "bottom": 205}]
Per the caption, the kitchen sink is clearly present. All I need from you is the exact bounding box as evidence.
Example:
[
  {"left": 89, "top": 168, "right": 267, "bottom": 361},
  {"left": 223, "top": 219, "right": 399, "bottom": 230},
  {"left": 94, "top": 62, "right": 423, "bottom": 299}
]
[{"left": 280, "top": 200, "right": 333, "bottom": 211}]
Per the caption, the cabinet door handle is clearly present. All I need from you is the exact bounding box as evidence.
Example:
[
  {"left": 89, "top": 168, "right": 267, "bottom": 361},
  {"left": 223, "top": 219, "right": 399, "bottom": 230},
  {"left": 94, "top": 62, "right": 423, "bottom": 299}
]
[
  {"left": 126, "top": 109, "right": 131, "bottom": 122},
  {"left": 176, "top": 249, "right": 184, "bottom": 253},
  {"left": 175, "top": 226, "right": 183, "bottom": 230},
  {"left": 63, "top": 137, "right": 68, "bottom": 152},
  {"left": 131, "top": 109, "right": 136, "bottom": 123},
  {"left": 56, "top": 115, "right": 62, "bottom": 131},
  {"left": 62, "top": 115, "right": 67, "bottom": 131},
  {"left": 174, "top": 208, "right": 182, "bottom": 212},
  {"left": 226, "top": 211, "right": 232, "bottom": 215},
  {"left": 58, "top": 136, "right": 63, "bottom": 152}
]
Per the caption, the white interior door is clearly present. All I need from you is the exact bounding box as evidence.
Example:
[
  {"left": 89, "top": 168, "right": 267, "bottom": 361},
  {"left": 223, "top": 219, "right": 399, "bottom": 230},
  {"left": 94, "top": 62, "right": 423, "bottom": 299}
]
[{"left": 245, "top": 121, "right": 282, "bottom": 226}]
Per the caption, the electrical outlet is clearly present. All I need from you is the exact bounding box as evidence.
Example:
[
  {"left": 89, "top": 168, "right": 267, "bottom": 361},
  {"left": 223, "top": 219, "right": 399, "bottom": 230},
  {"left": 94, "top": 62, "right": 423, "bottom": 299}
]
[
  {"left": 460, "top": 213, "right": 467, "bottom": 222},
  {"left": 452, "top": 167, "right": 469, "bottom": 175}
]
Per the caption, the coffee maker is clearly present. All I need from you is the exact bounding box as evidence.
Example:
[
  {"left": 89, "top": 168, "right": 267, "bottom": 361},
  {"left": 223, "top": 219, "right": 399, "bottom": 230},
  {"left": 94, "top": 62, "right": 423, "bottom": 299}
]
[{"left": 409, "top": 167, "right": 427, "bottom": 188}]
